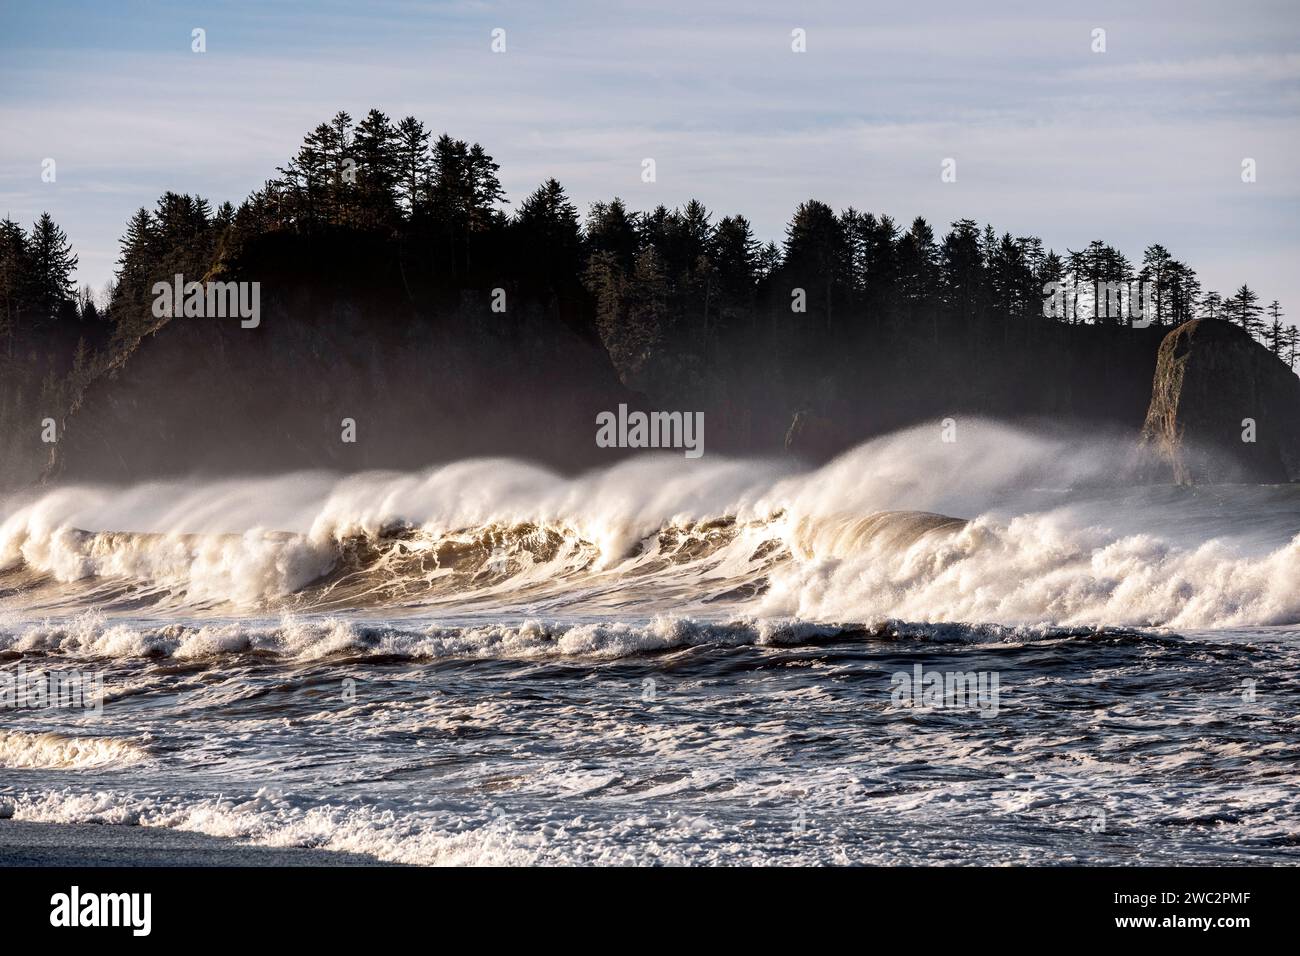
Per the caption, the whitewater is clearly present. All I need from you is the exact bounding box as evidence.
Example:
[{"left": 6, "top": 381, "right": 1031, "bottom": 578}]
[{"left": 1, "top": 421, "right": 1297, "bottom": 864}]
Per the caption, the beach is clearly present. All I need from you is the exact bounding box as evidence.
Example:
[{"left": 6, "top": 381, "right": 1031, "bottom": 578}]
[{"left": 0, "top": 819, "right": 388, "bottom": 866}]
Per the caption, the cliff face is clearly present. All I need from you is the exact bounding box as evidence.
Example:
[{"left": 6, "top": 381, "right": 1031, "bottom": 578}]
[
  {"left": 42, "top": 286, "right": 634, "bottom": 484},
  {"left": 0, "top": 321, "right": 105, "bottom": 489},
  {"left": 3, "top": 310, "right": 1174, "bottom": 487},
  {"left": 1140, "top": 319, "right": 1300, "bottom": 484},
  {"left": 6, "top": 277, "right": 1295, "bottom": 490}
]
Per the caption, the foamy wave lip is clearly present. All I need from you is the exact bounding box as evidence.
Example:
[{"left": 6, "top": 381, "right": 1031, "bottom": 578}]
[
  {"left": 2, "top": 787, "right": 799, "bottom": 865},
  {"left": 761, "top": 511, "right": 1300, "bottom": 630},
  {"left": 866, "top": 619, "right": 1138, "bottom": 644},
  {"left": 0, "top": 613, "right": 864, "bottom": 664},
  {"left": 0, "top": 609, "right": 1187, "bottom": 666},
  {"left": 0, "top": 519, "right": 338, "bottom": 608},
  {"left": 2, "top": 787, "right": 547, "bottom": 865},
  {"left": 0, "top": 730, "right": 149, "bottom": 770},
  {"left": 2, "top": 430, "right": 1298, "bottom": 629}
]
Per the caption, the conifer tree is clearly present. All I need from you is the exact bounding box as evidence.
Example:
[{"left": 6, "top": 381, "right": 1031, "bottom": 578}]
[
  {"left": 1227, "top": 284, "right": 1264, "bottom": 338},
  {"left": 28, "top": 212, "right": 78, "bottom": 323},
  {"left": 0, "top": 217, "right": 31, "bottom": 347},
  {"left": 1266, "top": 301, "right": 1285, "bottom": 356},
  {"left": 395, "top": 116, "right": 432, "bottom": 217}
]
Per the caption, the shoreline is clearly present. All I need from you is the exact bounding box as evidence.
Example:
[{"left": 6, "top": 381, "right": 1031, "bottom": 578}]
[{"left": 0, "top": 819, "right": 394, "bottom": 867}]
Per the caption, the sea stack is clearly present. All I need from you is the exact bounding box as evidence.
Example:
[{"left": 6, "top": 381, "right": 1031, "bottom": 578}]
[{"left": 1140, "top": 318, "right": 1300, "bottom": 483}]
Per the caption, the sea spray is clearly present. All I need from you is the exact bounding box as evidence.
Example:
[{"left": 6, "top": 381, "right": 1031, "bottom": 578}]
[{"left": 0, "top": 421, "right": 1296, "bottom": 628}]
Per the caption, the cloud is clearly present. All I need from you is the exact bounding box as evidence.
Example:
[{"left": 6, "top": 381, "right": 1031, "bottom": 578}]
[
  {"left": 1, "top": 0, "right": 1297, "bottom": 314},
  {"left": 1069, "top": 52, "right": 1300, "bottom": 83}
]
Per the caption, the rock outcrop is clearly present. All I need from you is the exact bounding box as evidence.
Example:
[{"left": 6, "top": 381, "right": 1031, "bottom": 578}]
[
  {"left": 1140, "top": 319, "right": 1300, "bottom": 484},
  {"left": 40, "top": 284, "right": 635, "bottom": 485},
  {"left": 784, "top": 410, "right": 845, "bottom": 461}
]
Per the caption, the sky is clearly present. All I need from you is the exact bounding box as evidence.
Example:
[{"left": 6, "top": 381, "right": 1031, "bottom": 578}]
[{"left": 2, "top": 0, "right": 1298, "bottom": 321}]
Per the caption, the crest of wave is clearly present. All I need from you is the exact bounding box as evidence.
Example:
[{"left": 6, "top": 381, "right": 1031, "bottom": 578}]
[
  {"left": 753, "top": 423, "right": 1300, "bottom": 628},
  {"left": 0, "top": 730, "right": 148, "bottom": 770},
  {"left": 0, "top": 421, "right": 1294, "bottom": 627}
]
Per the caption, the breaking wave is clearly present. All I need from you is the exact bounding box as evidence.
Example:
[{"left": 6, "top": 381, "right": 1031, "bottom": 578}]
[
  {"left": 1, "top": 421, "right": 1297, "bottom": 635},
  {"left": 0, "top": 730, "right": 148, "bottom": 770}
]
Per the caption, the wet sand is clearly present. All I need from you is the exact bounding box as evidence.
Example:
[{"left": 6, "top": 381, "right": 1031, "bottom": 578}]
[{"left": 0, "top": 819, "right": 393, "bottom": 866}]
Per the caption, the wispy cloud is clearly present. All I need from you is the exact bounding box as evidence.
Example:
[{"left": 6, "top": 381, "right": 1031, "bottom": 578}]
[
  {"left": 1069, "top": 52, "right": 1300, "bottom": 83},
  {"left": 1, "top": 0, "right": 1297, "bottom": 313}
]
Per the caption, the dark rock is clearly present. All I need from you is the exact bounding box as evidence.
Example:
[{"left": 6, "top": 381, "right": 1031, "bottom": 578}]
[
  {"left": 1139, "top": 319, "right": 1300, "bottom": 484},
  {"left": 40, "top": 283, "right": 635, "bottom": 484},
  {"left": 784, "top": 410, "right": 844, "bottom": 461}
]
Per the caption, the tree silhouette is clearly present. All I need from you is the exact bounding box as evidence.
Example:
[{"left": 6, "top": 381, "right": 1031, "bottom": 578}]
[
  {"left": 513, "top": 178, "right": 582, "bottom": 300},
  {"left": 7, "top": 104, "right": 1296, "bottom": 422},
  {"left": 1227, "top": 285, "right": 1264, "bottom": 339},
  {"left": 0, "top": 217, "right": 32, "bottom": 351},
  {"left": 28, "top": 212, "right": 78, "bottom": 324},
  {"left": 1267, "top": 300, "right": 1286, "bottom": 356},
  {"left": 394, "top": 116, "right": 432, "bottom": 217}
]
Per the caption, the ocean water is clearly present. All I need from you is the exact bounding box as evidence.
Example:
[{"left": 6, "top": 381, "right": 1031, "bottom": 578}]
[{"left": 1, "top": 422, "right": 1297, "bottom": 865}]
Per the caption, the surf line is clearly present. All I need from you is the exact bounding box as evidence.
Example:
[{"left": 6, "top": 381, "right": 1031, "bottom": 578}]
[{"left": 596, "top": 404, "right": 704, "bottom": 459}]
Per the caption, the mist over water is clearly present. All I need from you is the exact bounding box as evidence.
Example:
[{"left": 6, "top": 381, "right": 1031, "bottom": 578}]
[{"left": 2, "top": 421, "right": 1298, "bottom": 865}]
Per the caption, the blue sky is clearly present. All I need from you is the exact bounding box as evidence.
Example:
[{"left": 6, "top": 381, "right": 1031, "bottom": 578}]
[{"left": 2, "top": 0, "right": 1298, "bottom": 320}]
